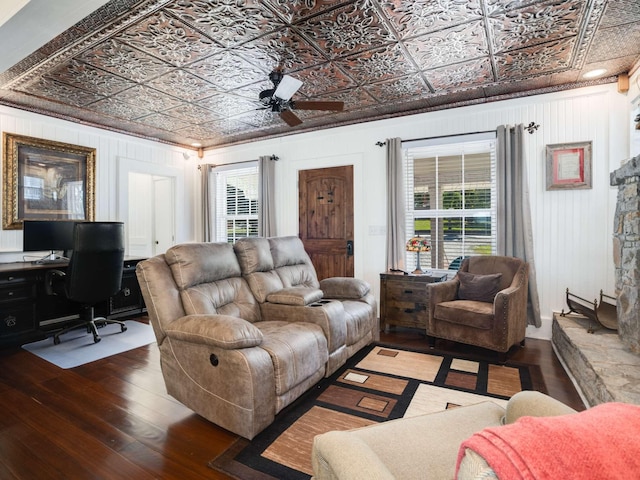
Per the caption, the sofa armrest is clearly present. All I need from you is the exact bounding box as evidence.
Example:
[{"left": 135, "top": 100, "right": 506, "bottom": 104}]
[
  {"left": 165, "top": 314, "right": 263, "bottom": 349},
  {"left": 320, "top": 277, "right": 370, "bottom": 299},
  {"left": 266, "top": 287, "right": 323, "bottom": 306},
  {"left": 312, "top": 431, "right": 395, "bottom": 480},
  {"left": 504, "top": 391, "right": 577, "bottom": 424}
]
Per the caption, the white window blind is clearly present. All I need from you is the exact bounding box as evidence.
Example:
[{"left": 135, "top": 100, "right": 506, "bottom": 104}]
[
  {"left": 404, "top": 134, "right": 497, "bottom": 271},
  {"left": 211, "top": 163, "right": 259, "bottom": 243}
]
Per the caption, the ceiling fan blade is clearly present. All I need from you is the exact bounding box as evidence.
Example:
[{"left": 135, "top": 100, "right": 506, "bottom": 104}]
[
  {"left": 293, "top": 100, "right": 344, "bottom": 111},
  {"left": 280, "top": 109, "right": 303, "bottom": 127},
  {"left": 273, "top": 75, "right": 303, "bottom": 101}
]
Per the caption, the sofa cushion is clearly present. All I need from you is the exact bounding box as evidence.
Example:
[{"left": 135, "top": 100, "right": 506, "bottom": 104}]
[
  {"left": 269, "top": 236, "right": 312, "bottom": 268},
  {"left": 256, "top": 321, "right": 328, "bottom": 396},
  {"left": 267, "top": 287, "right": 323, "bottom": 306},
  {"left": 320, "top": 277, "right": 370, "bottom": 299},
  {"left": 166, "top": 242, "right": 241, "bottom": 288},
  {"left": 181, "top": 277, "right": 262, "bottom": 322},
  {"left": 234, "top": 237, "right": 274, "bottom": 274},
  {"left": 457, "top": 271, "right": 502, "bottom": 303},
  {"left": 434, "top": 300, "right": 494, "bottom": 329}
]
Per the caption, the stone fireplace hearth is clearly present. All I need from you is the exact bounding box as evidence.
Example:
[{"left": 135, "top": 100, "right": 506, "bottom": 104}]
[{"left": 552, "top": 154, "right": 640, "bottom": 407}]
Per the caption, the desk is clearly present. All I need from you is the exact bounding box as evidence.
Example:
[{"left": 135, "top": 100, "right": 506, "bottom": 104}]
[
  {"left": 0, "top": 257, "right": 146, "bottom": 347},
  {"left": 379, "top": 272, "right": 448, "bottom": 332}
]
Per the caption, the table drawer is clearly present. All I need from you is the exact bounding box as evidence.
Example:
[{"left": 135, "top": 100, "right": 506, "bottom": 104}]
[
  {"left": 0, "top": 284, "right": 33, "bottom": 302},
  {"left": 385, "top": 282, "right": 429, "bottom": 303}
]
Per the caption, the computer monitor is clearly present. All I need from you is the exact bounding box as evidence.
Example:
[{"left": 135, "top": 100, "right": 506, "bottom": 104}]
[{"left": 23, "top": 220, "right": 76, "bottom": 262}]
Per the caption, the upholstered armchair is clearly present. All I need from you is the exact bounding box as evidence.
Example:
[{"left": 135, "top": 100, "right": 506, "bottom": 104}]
[{"left": 427, "top": 256, "right": 529, "bottom": 353}]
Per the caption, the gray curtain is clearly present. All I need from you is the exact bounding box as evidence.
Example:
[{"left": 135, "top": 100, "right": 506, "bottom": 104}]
[
  {"left": 200, "top": 163, "right": 213, "bottom": 242},
  {"left": 386, "top": 138, "right": 406, "bottom": 271},
  {"left": 259, "top": 155, "right": 276, "bottom": 237},
  {"left": 496, "top": 125, "right": 541, "bottom": 327}
]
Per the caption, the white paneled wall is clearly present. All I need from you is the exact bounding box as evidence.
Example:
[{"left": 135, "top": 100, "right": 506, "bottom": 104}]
[
  {"left": 0, "top": 106, "right": 194, "bottom": 262},
  {"left": 203, "top": 83, "right": 630, "bottom": 339},
  {"left": 1, "top": 83, "right": 632, "bottom": 339}
]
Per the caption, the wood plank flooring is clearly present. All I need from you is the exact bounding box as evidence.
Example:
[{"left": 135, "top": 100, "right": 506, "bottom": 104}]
[{"left": 0, "top": 318, "right": 584, "bottom": 479}]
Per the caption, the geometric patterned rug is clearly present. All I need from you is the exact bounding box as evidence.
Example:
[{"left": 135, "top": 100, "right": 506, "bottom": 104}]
[{"left": 209, "top": 343, "right": 546, "bottom": 480}]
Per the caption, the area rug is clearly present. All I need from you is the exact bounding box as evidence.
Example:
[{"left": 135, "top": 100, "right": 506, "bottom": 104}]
[
  {"left": 22, "top": 320, "right": 156, "bottom": 369},
  {"left": 209, "top": 344, "right": 546, "bottom": 480}
]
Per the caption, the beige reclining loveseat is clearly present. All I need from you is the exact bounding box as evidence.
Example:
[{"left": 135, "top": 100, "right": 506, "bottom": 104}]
[{"left": 136, "top": 236, "right": 376, "bottom": 439}]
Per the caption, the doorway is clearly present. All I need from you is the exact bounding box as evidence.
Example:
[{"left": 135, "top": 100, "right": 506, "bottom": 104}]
[
  {"left": 299, "top": 165, "right": 354, "bottom": 280},
  {"left": 127, "top": 172, "right": 175, "bottom": 257}
]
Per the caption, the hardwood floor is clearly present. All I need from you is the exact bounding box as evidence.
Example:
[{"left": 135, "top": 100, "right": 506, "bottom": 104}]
[{"left": 0, "top": 318, "right": 584, "bottom": 479}]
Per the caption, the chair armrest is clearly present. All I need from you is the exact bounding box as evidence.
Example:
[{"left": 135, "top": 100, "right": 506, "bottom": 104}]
[
  {"left": 165, "top": 314, "right": 263, "bottom": 349},
  {"left": 504, "top": 391, "right": 577, "bottom": 424},
  {"left": 312, "top": 431, "right": 395, "bottom": 480},
  {"left": 320, "top": 277, "right": 371, "bottom": 299},
  {"left": 429, "top": 279, "right": 459, "bottom": 304},
  {"left": 266, "top": 287, "right": 323, "bottom": 306}
]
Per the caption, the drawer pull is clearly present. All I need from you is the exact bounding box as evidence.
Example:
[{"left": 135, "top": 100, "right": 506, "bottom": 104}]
[{"left": 404, "top": 290, "right": 413, "bottom": 294}]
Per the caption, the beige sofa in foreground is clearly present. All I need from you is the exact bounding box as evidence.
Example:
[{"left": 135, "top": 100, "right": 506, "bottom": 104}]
[
  {"left": 136, "top": 236, "right": 376, "bottom": 439},
  {"left": 311, "top": 391, "right": 577, "bottom": 480}
]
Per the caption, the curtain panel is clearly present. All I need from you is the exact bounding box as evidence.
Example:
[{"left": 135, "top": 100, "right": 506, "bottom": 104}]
[
  {"left": 496, "top": 125, "right": 542, "bottom": 327},
  {"left": 258, "top": 155, "right": 276, "bottom": 237},
  {"left": 386, "top": 137, "right": 406, "bottom": 271},
  {"left": 200, "top": 163, "right": 213, "bottom": 242}
]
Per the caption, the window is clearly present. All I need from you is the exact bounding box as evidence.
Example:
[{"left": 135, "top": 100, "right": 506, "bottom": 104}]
[
  {"left": 211, "top": 163, "right": 259, "bottom": 243},
  {"left": 404, "top": 133, "right": 497, "bottom": 270}
]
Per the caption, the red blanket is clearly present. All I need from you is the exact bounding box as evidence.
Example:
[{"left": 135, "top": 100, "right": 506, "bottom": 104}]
[{"left": 456, "top": 402, "right": 640, "bottom": 479}]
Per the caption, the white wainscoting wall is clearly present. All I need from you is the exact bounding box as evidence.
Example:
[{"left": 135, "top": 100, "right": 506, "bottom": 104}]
[{"left": 203, "top": 83, "right": 630, "bottom": 340}]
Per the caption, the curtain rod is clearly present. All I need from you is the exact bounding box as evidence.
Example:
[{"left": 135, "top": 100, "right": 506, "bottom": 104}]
[
  {"left": 197, "top": 155, "right": 279, "bottom": 169},
  {"left": 374, "top": 122, "right": 540, "bottom": 147}
]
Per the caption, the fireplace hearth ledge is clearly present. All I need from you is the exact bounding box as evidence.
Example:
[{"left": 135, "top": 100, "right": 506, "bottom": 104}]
[{"left": 552, "top": 313, "right": 640, "bottom": 407}]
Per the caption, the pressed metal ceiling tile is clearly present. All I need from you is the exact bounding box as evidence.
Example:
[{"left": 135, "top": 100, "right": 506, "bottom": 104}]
[
  {"left": 494, "top": 36, "right": 576, "bottom": 79},
  {"left": 116, "top": 10, "right": 219, "bottom": 67},
  {"left": 187, "top": 50, "right": 268, "bottom": 91},
  {"left": 45, "top": 60, "right": 137, "bottom": 97},
  {"left": 17, "top": 77, "right": 106, "bottom": 107},
  {"left": 113, "top": 85, "right": 183, "bottom": 112},
  {"left": 336, "top": 44, "right": 417, "bottom": 84},
  {"left": 404, "top": 21, "right": 489, "bottom": 70},
  {"left": 145, "top": 69, "right": 219, "bottom": 101},
  {"left": 295, "top": 63, "right": 356, "bottom": 96},
  {"left": 136, "top": 112, "right": 192, "bottom": 131},
  {"left": 198, "top": 92, "right": 262, "bottom": 117},
  {"left": 91, "top": 97, "right": 154, "bottom": 120},
  {"left": 488, "top": 0, "right": 583, "bottom": 53},
  {"left": 239, "top": 29, "right": 329, "bottom": 74},
  {"left": 78, "top": 39, "right": 174, "bottom": 83},
  {"left": 379, "top": 0, "right": 483, "bottom": 39},
  {"left": 0, "top": 0, "right": 637, "bottom": 148},
  {"left": 296, "top": 0, "right": 395, "bottom": 59},
  {"left": 364, "top": 73, "right": 430, "bottom": 103},
  {"left": 164, "top": 0, "right": 282, "bottom": 48},
  {"left": 264, "top": 0, "right": 348, "bottom": 23},
  {"left": 162, "top": 102, "right": 222, "bottom": 124},
  {"left": 426, "top": 57, "right": 494, "bottom": 91}
]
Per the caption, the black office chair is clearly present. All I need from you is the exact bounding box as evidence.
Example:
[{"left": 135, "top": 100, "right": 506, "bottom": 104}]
[{"left": 49, "top": 222, "right": 127, "bottom": 345}]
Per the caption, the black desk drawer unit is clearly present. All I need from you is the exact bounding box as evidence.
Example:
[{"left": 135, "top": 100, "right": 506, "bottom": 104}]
[{"left": 0, "top": 272, "right": 37, "bottom": 342}]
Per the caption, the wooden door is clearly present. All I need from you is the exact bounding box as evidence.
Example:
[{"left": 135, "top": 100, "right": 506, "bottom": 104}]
[{"left": 299, "top": 166, "right": 354, "bottom": 280}]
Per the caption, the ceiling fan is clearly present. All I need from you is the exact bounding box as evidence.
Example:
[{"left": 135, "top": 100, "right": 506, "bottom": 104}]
[{"left": 259, "top": 70, "right": 344, "bottom": 127}]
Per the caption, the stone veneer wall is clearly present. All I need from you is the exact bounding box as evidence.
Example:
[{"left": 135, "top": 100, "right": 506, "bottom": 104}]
[{"left": 610, "top": 154, "right": 640, "bottom": 353}]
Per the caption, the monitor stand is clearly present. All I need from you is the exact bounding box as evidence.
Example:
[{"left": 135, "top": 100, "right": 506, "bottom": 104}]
[{"left": 33, "top": 251, "right": 69, "bottom": 264}]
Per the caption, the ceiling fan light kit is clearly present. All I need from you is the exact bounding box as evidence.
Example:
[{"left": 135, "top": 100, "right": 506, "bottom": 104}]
[{"left": 258, "top": 70, "right": 345, "bottom": 127}]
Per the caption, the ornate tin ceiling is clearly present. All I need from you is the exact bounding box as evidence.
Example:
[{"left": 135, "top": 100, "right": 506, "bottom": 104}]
[{"left": 0, "top": 0, "right": 638, "bottom": 149}]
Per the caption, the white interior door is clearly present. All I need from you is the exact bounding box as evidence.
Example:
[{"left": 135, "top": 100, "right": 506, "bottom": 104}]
[{"left": 127, "top": 172, "right": 175, "bottom": 257}]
